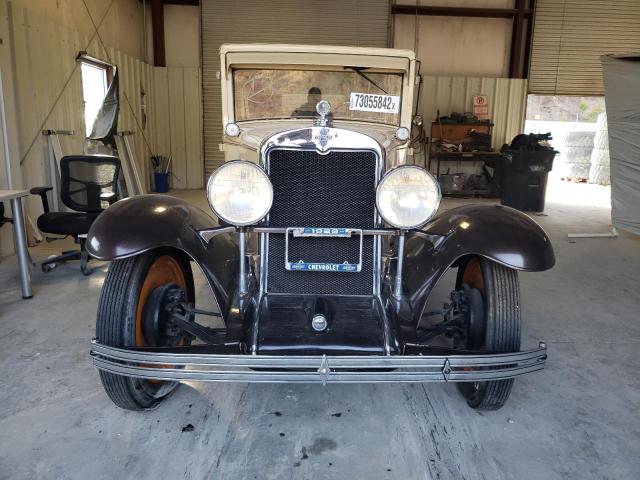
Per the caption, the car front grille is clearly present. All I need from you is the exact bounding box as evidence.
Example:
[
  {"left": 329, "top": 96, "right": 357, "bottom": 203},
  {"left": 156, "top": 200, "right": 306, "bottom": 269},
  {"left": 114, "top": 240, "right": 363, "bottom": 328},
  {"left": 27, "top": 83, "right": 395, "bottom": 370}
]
[{"left": 266, "top": 149, "right": 378, "bottom": 295}]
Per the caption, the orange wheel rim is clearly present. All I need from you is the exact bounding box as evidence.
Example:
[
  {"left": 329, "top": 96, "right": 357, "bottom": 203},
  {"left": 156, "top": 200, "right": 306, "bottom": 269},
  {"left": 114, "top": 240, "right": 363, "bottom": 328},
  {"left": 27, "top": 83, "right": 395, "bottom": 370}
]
[
  {"left": 461, "top": 258, "right": 486, "bottom": 360},
  {"left": 461, "top": 258, "right": 484, "bottom": 294},
  {"left": 135, "top": 255, "right": 187, "bottom": 347}
]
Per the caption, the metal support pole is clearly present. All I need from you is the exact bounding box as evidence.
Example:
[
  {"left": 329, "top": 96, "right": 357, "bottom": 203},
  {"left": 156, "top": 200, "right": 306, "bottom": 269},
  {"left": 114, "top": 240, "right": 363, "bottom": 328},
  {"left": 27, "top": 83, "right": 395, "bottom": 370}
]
[
  {"left": 238, "top": 229, "right": 248, "bottom": 295},
  {"left": 122, "top": 134, "right": 145, "bottom": 194},
  {"left": 115, "top": 132, "right": 145, "bottom": 196},
  {"left": 393, "top": 231, "right": 406, "bottom": 298},
  {"left": 42, "top": 129, "right": 74, "bottom": 212},
  {"left": 10, "top": 197, "right": 32, "bottom": 298},
  {"left": 45, "top": 135, "right": 60, "bottom": 212}
]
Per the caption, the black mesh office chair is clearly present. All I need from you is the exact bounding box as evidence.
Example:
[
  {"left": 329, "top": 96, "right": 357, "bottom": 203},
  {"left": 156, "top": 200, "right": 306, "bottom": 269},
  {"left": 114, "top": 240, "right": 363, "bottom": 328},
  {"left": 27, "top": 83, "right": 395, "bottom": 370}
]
[
  {"left": 31, "top": 155, "right": 121, "bottom": 275},
  {"left": 0, "top": 203, "right": 12, "bottom": 229}
]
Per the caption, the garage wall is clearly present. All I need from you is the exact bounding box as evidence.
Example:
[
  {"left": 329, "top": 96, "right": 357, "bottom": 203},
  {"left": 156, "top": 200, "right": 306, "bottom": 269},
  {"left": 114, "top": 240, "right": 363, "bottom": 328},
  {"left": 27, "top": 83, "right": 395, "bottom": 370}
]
[
  {"left": 201, "top": 0, "right": 392, "bottom": 177},
  {"left": 152, "top": 66, "right": 203, "bottom": 190},
  {"left": 6, "top": 0, "right": 154, "bottom": 213},
  {"left": 10, "top": 0, "right": 146, "bottom": 60},
  {"left": 164, "top": 5, "right": 200, "bottom": 68},
  {"left": 0, "top": 0, "right": 202, "bottom": 255},
  {"left": 393, "top": 0, "right": 514, "bottom": 77},
  {"left": 393, "top": 1, "right": 527, "bottom": 150}
]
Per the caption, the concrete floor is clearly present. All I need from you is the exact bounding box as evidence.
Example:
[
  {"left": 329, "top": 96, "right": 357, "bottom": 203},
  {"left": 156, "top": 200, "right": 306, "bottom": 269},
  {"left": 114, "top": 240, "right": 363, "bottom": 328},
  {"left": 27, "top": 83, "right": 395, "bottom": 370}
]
[{"left": 1, "top": 183, "right": 639, "bottom": 480}]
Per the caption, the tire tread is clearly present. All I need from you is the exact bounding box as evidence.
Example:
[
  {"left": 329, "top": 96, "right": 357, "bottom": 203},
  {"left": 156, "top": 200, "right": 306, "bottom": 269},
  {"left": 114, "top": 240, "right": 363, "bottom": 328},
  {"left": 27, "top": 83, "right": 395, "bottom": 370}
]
[
  {"left": 476, "top": 262, "right": 520, "bottom": 410},
  {"left": 96, "top": 258, "right": 146, "bottom": 410},
  {"left": 457, "top": 258, "right": 521, "bottom": 410},
  {"left": 95, "top": 250, "right": 193, "bottom": 411}
]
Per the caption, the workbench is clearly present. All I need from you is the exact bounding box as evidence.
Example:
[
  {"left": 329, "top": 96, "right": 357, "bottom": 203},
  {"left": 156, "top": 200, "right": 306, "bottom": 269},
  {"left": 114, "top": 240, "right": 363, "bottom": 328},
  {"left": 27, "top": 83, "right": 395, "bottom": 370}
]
[{"left": 430, "top": 151, "right": 503, "bottom": 197}]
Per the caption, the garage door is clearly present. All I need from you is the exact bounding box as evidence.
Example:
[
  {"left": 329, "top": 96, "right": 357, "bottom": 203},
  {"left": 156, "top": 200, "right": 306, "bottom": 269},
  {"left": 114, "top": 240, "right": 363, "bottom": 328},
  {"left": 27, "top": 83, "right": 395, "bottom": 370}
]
[
  {"left": 528, "top": 0, "right": 640, "bottom": 95},
  {"left": 201, "top": 0, "right": 391, "bottom": 177}
]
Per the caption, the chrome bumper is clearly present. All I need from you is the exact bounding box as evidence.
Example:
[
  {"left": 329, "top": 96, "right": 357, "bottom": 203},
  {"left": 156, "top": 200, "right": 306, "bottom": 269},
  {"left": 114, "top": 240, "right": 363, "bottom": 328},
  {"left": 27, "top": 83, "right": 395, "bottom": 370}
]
[{"left": 90, "top": 340, "right": 547, "bottom": 384}]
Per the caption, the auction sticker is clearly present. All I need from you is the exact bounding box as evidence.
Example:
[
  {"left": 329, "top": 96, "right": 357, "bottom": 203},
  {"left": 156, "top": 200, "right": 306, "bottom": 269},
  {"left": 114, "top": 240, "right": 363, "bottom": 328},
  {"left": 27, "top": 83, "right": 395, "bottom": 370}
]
[{"left": 349, "top": 93, "right": 400, "bottom": 114}]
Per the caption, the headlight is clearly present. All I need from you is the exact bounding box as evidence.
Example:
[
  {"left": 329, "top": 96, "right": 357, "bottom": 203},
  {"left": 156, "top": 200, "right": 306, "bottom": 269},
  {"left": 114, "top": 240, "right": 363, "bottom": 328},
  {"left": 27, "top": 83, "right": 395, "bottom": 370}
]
[
  {"left": 207, "top": 161, "right": 273, "bottom": 226},
  {"left": 376, "top": 165, "right": 441, "bottom": 229}
]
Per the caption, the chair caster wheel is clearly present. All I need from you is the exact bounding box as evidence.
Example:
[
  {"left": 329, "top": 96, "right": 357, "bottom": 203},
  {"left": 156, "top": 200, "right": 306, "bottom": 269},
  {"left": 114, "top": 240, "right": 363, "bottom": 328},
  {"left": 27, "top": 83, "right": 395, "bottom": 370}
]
[
  {"left": 42, "top": 264, "right": 55, "bottom": 273},
  {"left": 80, "top": 250, "right": 92, "bottom": 276}
]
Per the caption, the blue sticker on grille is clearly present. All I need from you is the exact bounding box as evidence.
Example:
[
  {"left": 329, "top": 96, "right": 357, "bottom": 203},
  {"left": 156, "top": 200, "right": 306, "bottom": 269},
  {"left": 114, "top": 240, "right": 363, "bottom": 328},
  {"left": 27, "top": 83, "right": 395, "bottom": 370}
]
[{"left": 293, "top": 227, "right": 351, "bottom": 238}]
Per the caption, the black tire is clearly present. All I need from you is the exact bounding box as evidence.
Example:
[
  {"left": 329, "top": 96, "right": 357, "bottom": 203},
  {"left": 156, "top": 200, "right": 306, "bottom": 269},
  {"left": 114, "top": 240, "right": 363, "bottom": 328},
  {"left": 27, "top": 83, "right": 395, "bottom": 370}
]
[
  {"left": 96, "top": 249, "right": 194, "bottom": 411},
  {"left": 455, "top": 256, "right": 521, "bottom": 410}
]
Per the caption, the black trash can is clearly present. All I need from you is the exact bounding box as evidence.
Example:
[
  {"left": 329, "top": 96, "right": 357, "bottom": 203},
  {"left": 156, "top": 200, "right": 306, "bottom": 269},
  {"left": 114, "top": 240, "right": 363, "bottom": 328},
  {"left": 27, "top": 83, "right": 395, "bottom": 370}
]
[{"left": 500, "top": 149, "right": 557, "bottom": 212}]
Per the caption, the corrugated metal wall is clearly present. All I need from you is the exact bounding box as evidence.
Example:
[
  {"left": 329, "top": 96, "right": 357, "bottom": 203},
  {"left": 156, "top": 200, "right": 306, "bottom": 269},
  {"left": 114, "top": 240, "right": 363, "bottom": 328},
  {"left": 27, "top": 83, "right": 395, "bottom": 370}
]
[
  {"left": 201, "top": 0, "right": 391, "bottom": 177},
  {"left": 529, "top": 0, "right": 640, "bottom": 95},
  {"left": 422, "top": 75, "right": 528, "bottom": 152},
  {"left": 5, "top": 0, "right": 202, "bottom": 224},
  {"left": 152, "top": 67, "right": 203, "bottom": 189}
]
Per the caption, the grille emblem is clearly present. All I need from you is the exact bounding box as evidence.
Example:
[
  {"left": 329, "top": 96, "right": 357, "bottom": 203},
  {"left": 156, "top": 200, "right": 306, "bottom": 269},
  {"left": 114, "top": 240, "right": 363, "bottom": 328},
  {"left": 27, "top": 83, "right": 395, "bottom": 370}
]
[{"left": 319, "top": 127, "right": 330, "bottom": 151}]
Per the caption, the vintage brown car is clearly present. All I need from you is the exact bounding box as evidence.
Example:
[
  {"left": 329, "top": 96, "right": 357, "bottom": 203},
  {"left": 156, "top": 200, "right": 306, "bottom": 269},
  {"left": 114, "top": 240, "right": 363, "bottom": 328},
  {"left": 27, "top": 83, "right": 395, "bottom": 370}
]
[{"left": 88, "top": 44, "right": 554, "bottom": 411}]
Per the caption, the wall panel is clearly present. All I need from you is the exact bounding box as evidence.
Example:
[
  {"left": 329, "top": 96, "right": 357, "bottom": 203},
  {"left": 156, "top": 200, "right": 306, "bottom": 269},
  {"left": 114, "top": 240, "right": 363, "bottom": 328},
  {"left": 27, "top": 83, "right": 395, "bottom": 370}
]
[
  {"left": 152, "top": 66, "right": 204, "bottom": 190},
  {"left": 183, "top": 68, "right": 203, "bottom": 189},
  {"left": 168, "top": 68, "right": 187, "bottom": 189}
]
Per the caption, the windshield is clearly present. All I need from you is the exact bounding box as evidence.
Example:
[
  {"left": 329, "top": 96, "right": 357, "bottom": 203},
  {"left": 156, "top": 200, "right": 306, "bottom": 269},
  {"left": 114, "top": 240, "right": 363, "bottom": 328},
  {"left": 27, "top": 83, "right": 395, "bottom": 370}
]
[{"left": 233, "top": 68, "right": 404, "bottom": 125}]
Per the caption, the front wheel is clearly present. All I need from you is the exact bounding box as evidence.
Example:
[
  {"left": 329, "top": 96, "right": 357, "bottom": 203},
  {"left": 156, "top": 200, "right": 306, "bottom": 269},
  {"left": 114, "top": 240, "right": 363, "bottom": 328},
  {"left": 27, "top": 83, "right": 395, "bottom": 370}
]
[
  {"left": 95, "top": 249, "right": 194, "bottom": 410},
  {"left": 455, "top": 256, "right": 521, "bottom": 410}
]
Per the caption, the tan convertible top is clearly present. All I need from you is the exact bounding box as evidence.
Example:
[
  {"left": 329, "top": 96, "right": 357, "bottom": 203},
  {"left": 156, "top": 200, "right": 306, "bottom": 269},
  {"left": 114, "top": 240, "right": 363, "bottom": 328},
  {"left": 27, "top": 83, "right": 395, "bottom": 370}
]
[{"left": 220, "top": 43, "right": 415, "bottom": 61}]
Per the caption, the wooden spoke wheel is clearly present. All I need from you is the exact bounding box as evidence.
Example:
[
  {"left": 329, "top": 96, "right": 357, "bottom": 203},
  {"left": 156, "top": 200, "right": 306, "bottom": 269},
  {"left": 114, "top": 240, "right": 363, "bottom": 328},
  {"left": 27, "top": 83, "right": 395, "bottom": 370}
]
[
  {"left": 96, "top": 249, "right": 194, "bottom": 410},
  {"left": 455, "top": 256, "right": 521, "bottom": 410}
]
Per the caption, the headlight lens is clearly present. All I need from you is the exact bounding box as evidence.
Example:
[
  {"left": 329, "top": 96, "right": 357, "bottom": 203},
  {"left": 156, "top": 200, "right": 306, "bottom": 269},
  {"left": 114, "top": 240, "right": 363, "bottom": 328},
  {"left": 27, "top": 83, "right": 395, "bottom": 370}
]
[
  {"left": 206, "top": 161, "right": 273, "bottom": 226},
  {"left": 376, "top": 166, "right": 441, "bottom": 228}
]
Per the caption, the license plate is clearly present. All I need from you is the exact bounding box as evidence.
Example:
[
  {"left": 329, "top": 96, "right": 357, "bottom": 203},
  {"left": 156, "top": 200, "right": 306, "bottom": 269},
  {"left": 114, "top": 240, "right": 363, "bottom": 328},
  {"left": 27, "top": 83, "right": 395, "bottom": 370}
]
[
  {"left": 284, "top": 227, "right": 363, "bottom": 273},
  {"left": 292, "top": 227, "right": 352, "bottom": 238},
  {"left": 349, "top": 92, "right": 400, "bottom": 114}
]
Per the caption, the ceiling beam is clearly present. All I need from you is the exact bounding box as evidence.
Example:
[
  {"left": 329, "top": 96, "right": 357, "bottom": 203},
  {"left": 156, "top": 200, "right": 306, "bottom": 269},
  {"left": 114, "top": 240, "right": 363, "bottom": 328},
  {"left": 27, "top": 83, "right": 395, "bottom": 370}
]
[
  {"left": 391, "top": 5, "right": 531, "bottom": 19},
  {"left": 163, "top": 0, "right": 199, "bottom": 5},
  {"left": 150, "top": 0, "right": 165, "bottom": 67},
  {"left": 139, "top": 0, "right": 199, "bottom": 5},
  {"left": 509, "top": 0, "right": 528, "bottom": 78}
]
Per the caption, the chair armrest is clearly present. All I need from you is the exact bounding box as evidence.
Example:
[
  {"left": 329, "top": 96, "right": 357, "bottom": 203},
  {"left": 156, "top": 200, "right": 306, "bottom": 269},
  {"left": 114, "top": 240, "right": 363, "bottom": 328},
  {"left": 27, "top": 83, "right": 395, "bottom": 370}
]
[
  {"left": 100, "top": 192, "right": 117, "bottom": 206},
  {"left": 30, "top": 186, "right": 53, "bottom": 195},
  {"left": 30, "top": 186, "right": 53, "bottom": 213}
]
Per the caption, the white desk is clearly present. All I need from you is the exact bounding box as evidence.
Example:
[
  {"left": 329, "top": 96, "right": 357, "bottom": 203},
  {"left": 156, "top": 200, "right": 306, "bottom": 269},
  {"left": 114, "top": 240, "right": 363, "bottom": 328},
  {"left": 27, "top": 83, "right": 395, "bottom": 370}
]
[{"left": 0, "top": 189, "right": 32, "bottom": 298}]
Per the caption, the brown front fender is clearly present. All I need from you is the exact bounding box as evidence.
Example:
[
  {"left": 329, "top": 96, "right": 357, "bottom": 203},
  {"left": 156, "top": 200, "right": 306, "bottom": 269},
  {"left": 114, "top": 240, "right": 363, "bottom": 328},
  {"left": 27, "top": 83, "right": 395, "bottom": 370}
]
[
  {"left": 403, "top": 204, "right": 555, "bottom": 319},
  {"left": 87, "top": 195, "right": 238, "bottom": 314}
]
